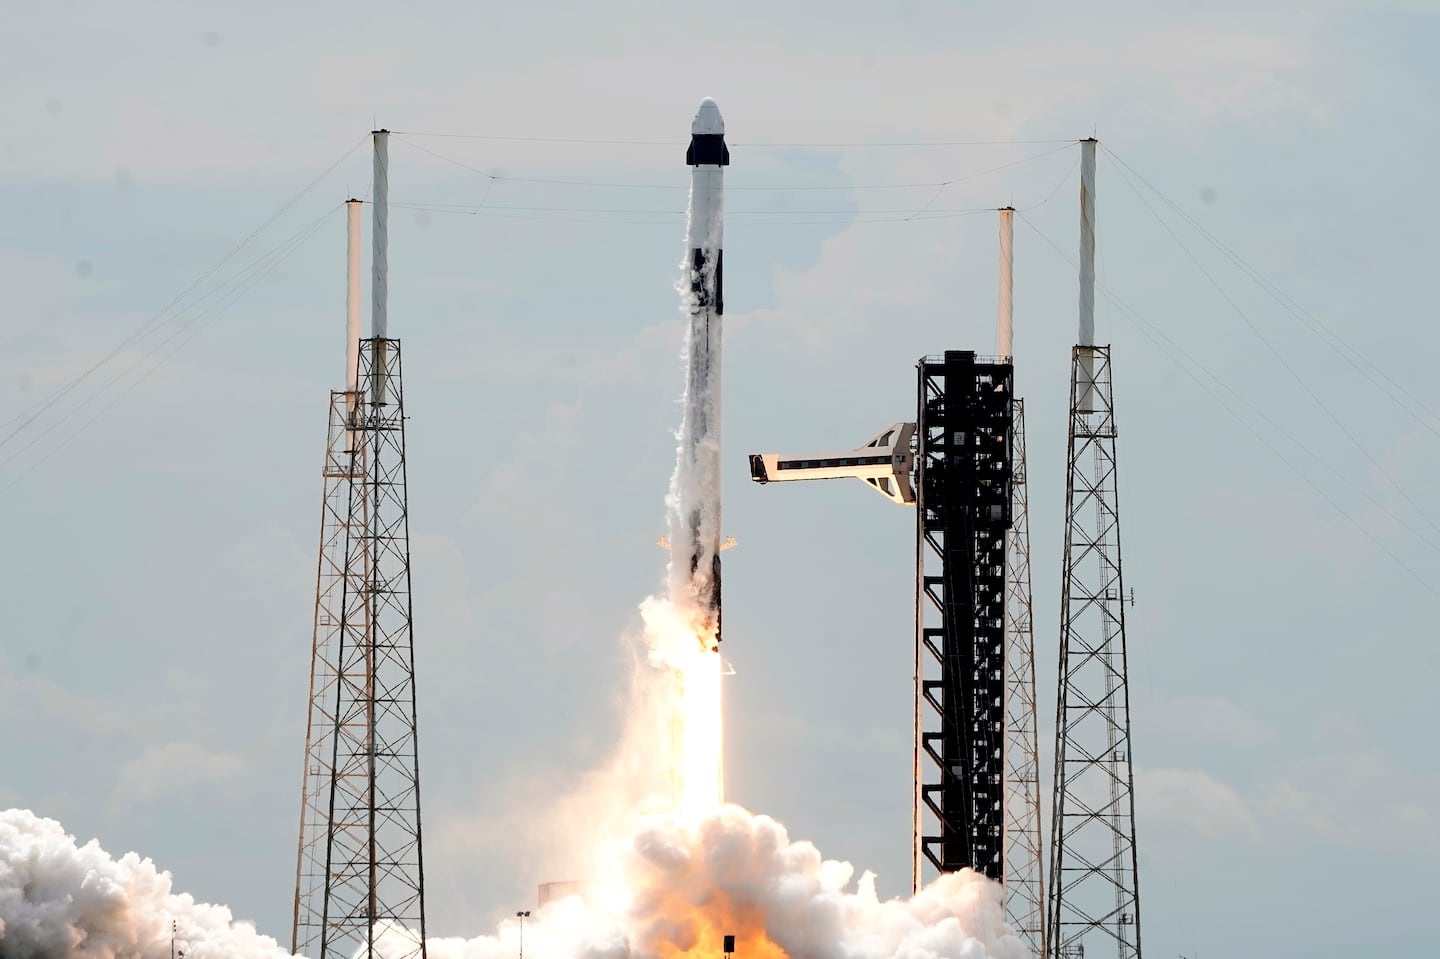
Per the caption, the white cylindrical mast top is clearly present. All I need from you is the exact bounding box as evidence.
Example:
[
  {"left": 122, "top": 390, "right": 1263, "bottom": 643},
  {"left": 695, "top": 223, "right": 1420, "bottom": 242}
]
[
  {"left": 997, "top": 207, "right": 1014, "bottom": 358},
  {"left": 345, "top": 199, "right": 363, "bottom": 390},
  {"left": 372, "top": 130, "right": 389, "bottom": 339},
  {"left": 1077, "top": 138, "right": 1097, "bottom": 346}
]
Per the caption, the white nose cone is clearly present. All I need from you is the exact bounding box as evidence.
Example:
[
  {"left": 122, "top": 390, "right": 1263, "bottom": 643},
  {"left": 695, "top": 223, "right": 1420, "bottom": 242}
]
[{"left": 692, "top": 97, "right": 724, "bottom": 135}]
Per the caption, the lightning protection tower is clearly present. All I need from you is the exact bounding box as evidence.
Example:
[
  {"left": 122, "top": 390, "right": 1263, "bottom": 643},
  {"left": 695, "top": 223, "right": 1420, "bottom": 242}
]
[
  {"left": 998, "top": 209, "right": 1048, "bottom": 959},
  {"left": 1048, "top": 138, "right": 1143, "bottom": 959},
  {"left": 293, "top": 198, "right": 366, "bottom": 955},
  {"left": 294, "top": 132, "right": 429, "bottom": 959}
]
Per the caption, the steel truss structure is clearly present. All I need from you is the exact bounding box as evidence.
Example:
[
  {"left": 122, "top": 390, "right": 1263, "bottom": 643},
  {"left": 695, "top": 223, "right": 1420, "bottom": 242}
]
[
  {"left": 293, "top": 388, "right": 360, "bottom": 955},
  {"left": 914, "top": 351, "right": 1014, "bottom": 884},
  {"left": 307, "top": 337, "right": 428, "bottom": 959},
  {"left": 1048, "top": 345, "right": 1142, "bottom": 959},
  {"left": 1003, "top": 397, "right": 1047, "bottom": 956}
]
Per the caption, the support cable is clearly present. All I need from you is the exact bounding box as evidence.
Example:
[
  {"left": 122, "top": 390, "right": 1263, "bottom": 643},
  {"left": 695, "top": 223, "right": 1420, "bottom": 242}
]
[
  {"left": 386, "top": 202, "right": 999, "bottom": 226},
  {"left": 2, "top": 207, "right": 339, "bottom": 490},
  {"left": 1102, "top": 144, "right": 1440, "bottom": 434},
  {"left": 391, "top": 130, "right": 1076, "bottom": 147},
  {"left": 392, "top": 201, "right": 994, "bottom": 216},
  {"left": 1018, "top": 212, "right": 1440, "bottom": 600},
  {"left": 0, "top": 136, "right": 367, "bottom": 444},
  {"left": 389, "top": 135, "right": 1075, "bottom": 200},
  {"left": 1103, "top": 154, "right": 1440, "bottom": 540}
]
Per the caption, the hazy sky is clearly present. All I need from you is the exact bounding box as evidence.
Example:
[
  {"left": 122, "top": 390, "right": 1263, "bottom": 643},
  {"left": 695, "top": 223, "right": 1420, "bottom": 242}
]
[{"left": 2, "top": 2, "right": 1437, "bottom": 957}]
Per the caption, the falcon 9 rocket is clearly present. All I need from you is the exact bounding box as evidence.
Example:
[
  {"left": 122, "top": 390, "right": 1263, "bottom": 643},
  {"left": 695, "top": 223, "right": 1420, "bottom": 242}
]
[{"left": 671, "top": 98, "right": 729, "bottom": 652}]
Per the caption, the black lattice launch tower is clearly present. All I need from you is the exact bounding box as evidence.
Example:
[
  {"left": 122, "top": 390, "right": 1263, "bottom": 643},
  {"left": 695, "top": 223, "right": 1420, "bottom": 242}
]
[
  {"left": 1048, "top": 139, "right": 1143, "bottom": 959},
  {"left": 293, "top": 132, "right": 428, "bottom": 959},
  {"left": 914, "top": 350, "right": 1014, "bottom": 883},
  {"left": 747, "top": 211, "right": 1039, "bottom": 902}
]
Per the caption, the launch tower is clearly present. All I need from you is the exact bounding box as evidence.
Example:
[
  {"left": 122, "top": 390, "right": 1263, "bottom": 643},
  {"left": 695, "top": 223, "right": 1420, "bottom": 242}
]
[
  {"left": 1048, "top": 139, "right": 1143, "bottom": 959},
  {"left": 748, "top": 210, "right": 1035, "bottom": 901},
  {"left": 293, "top": 133, "right": 429, "bottom": 959},
  {"left": 914, "top": 350, "right": 1013, "bottom": 881}
]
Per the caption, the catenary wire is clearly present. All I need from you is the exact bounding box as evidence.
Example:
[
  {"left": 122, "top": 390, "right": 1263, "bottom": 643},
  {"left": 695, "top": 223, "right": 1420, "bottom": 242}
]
[
  {"left": 1020, "top": 207, "right": 1439, "bottom": 551},
  {"left": 391, "top": 130, "right": 1076, "bottom": 147},
  {"left": 1102, "top": 144, "right": 1440, "bottom": 434},
  {"left": 1016, "top": 156, "right": 1078, "bottom": 213},
  {"left": 389, "top": 136, "right": 1076, "bottom": 200},
  {"left": 387, "top": 201, "right": 1002, "bottom": 227},
  {"left": 1018, "top": 211, "right": 1440, "bottom": 599},
  {"left": 1104, "top": 153, "right": 1440, "bottom": 540},
  {"left": 2, "top": 207, "right": 339, "bottom": 489},
  {"left": 0, "top": 135, "right": 367, "bottom": 445},
  {"left": 392, "top": 202, "right": 1000, "bottom": 216}
]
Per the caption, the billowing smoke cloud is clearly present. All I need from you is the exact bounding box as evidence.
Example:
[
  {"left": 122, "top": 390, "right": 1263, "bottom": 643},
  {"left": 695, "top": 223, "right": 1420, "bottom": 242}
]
[
  {"left": 426, "top": 807, "right": 1024, "bottom": 959},
  {"left": 0, "top": 808, "right": 295, "bottom": 959},
  {"left": 1, "top": 803, "right": 1023, "bottom": 959}
]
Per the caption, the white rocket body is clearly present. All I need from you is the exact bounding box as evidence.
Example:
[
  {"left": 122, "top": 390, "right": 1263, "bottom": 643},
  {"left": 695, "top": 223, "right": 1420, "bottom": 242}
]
[{"left": 673, "top": 98, "right": 729, "bottom": 650}]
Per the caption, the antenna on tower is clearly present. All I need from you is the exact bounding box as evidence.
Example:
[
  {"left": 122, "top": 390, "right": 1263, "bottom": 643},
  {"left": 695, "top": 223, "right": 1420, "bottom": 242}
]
[{"left": 1048, "top": 137, "right": 1144, "bottom": 959}]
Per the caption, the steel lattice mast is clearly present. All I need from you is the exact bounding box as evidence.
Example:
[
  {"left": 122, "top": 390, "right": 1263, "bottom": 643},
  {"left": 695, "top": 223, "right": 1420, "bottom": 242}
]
[
  {"left": 294, "top": 199, "right": 365, "bottom": 956},
  {"left": 1004, "top": 396, "right": 1046, "bottom": 956},
  {"left": 322, "top": 331, "right": 426, "bottom": 959},
  {"left": 293, "top": 391, "right": 359, "bottom": 952},
  {"left": 294, "top": 132, "right": 429, "bottom": 959},
  {"left": 999, "top": 203, "right": 1048, "bottom": 959},
  {"left": 1048, "top": 138, "right": 1143, "bottom": 959}
]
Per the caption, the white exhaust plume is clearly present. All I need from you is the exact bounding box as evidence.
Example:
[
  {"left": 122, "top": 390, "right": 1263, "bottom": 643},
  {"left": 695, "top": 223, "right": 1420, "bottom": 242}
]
[
  {"left": 424, "top": 808, "right": 1024, "bottom": 959},
  {"left": 0, "top": 802, "right": 1024, "bottom": 959},
  {"left": 0, "top": 808, "right": 296, "bottom": 959}
]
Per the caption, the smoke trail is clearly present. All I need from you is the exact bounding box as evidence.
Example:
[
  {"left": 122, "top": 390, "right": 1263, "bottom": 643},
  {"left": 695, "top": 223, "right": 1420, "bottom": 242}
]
[{"left": 0, "top": 808, "right": 296, "bottom": 959}]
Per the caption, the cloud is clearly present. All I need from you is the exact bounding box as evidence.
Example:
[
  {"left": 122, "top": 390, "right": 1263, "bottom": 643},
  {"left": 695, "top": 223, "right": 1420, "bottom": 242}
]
[
  {"left": 412, "top": 533, "right": 475, "bottom": 643},
  {"left": 1135, "top": 766, "right": 1261, "bottom": 840},
  {"left": 1257, "top": 747, "right": 1440, "bottom": 853},
  {"left": 0, "top": 6, "right": 1332, "bottom": 180},
  {"left": 468, "top": 400, "right": 583, "bottom": 529},
  {"left": 112, "top": 741, "right": 249, "bottom": 806},
  {"left": 1140, "top": 693, "right": 1278, "bottom": 748},
  {"left": 1102, "top": 27, "right": 1311, "bottom": 120}
]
